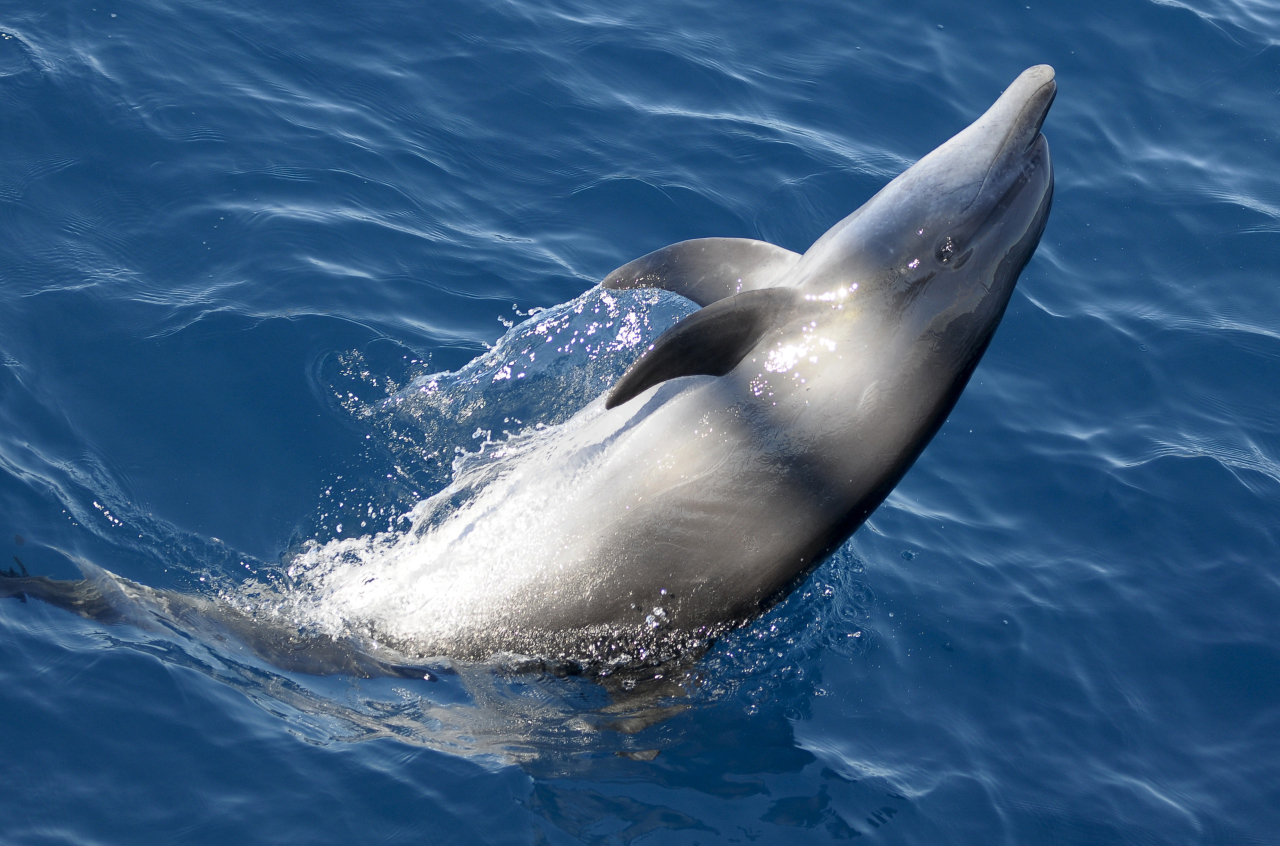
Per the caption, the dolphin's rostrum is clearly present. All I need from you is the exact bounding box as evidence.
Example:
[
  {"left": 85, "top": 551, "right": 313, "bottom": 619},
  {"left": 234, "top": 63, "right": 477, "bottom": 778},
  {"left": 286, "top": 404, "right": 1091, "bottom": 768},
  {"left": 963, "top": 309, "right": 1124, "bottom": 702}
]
[{"left": 2, "top": 66, "right": 1057, "bottom": 675}]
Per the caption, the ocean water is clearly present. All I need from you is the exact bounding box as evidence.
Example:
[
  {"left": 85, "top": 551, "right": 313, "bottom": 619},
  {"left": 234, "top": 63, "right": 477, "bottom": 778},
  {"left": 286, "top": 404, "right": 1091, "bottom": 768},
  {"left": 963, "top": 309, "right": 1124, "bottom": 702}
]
[{"left": 1, "top": 0, "right": 1278, "bottom": 842}]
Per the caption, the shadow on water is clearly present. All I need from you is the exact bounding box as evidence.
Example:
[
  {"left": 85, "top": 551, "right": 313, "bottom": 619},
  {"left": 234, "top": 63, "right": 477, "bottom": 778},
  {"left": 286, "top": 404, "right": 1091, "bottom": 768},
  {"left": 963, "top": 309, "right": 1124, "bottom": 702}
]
[{"left": 0, "top": 537, "right": 866, "bottom": 769}]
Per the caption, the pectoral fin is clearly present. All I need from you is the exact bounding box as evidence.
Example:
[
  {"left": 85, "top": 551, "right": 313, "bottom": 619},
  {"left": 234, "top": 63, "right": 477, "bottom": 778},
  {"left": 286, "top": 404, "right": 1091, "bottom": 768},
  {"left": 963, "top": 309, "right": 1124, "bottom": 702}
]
[
  {"left": 601, "top": 238, "right": 800, "bottom": 307},
  {"left": 606, "top": 288, "right": 804, "bottom": 409}
]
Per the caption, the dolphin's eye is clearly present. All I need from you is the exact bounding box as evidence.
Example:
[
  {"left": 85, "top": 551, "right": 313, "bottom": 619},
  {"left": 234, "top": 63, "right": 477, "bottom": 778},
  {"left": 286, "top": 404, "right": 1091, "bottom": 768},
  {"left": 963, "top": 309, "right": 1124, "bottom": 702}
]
[
  {"left": 935, "top": 236, "right": 973, "bottom": 268},
  {"left": 935, "top": 236, "right": 956, "bottom": 264}
]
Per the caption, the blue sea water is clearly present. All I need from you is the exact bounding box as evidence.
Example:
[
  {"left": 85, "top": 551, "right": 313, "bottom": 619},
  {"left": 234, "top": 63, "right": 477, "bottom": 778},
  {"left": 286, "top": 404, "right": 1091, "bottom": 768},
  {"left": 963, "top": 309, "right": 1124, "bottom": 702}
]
[{"left": 1, "top": 0, "right": 1278, "bottom": 842}]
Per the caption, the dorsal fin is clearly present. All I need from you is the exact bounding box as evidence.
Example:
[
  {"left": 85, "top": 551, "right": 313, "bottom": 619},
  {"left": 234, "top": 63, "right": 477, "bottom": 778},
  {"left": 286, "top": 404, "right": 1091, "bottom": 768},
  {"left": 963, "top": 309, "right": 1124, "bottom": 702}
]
[
  {"left": 601, "top": 238, "right": 801, "bottom": 307},
  {"left": 606, "top": 288, "right": 805, "bottom": 409}
]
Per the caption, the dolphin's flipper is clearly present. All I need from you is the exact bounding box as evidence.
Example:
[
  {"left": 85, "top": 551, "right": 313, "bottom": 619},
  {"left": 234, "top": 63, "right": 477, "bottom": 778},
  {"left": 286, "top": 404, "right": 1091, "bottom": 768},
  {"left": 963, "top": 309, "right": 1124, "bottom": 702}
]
[
  {"left": 606, "top": 287, "right": 805, "bottom": 409},
  {"left": 601, "top": 238, "right": 800, "bottom": 307}
]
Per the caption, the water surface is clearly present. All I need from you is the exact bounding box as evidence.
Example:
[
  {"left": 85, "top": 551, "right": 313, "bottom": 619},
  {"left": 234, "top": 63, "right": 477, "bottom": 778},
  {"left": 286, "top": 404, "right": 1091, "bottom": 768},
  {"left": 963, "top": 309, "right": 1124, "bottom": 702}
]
[{"left": 2, "top": 0, "right": 1278, "bottom": 842}]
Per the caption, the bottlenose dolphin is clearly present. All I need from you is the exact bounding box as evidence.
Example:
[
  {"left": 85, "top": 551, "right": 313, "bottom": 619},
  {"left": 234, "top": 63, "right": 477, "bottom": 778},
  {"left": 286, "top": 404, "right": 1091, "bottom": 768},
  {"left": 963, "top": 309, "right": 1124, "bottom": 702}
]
[{"left": 2, "top": 66, "right": 1056, "bottom": 675}]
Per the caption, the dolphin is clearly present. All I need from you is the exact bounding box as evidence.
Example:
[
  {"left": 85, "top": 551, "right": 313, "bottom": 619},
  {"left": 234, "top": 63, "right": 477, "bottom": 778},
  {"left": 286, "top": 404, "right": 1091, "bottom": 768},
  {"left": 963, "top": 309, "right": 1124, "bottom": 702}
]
[{"left": 2, "top": 66, "right": 1056, "bottom": 675}]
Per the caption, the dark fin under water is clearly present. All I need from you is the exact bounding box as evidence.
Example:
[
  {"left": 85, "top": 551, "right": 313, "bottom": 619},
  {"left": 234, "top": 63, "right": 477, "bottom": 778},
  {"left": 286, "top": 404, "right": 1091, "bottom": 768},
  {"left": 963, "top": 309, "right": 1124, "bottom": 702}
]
[
  {"left": 0, "top": 568, "right": 445, "bottom": 681},
  {"left": 1, "top": 572, "right": 131, "bottom": 622}
]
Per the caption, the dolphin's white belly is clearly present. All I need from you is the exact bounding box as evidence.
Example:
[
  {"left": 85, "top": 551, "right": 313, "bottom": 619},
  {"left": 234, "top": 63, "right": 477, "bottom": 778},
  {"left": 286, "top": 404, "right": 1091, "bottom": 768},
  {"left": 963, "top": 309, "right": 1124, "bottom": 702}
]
[{"left": 283, "top": 371, "right": 843, "bottom": 658}]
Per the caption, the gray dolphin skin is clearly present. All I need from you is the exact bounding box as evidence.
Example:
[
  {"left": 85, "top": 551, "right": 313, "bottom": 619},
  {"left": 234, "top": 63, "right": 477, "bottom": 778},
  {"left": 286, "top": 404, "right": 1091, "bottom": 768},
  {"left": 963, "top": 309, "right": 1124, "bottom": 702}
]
[{"left": 2, "top": 66, "right": 1056, "bottom": 674}]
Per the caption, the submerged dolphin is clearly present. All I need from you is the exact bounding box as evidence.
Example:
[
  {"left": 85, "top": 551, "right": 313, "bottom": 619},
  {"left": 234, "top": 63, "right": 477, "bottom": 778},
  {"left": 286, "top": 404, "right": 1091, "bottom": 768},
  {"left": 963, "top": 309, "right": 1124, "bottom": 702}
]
[{"left": 3, "top": 66, "right": 1056, "bottom": 674}]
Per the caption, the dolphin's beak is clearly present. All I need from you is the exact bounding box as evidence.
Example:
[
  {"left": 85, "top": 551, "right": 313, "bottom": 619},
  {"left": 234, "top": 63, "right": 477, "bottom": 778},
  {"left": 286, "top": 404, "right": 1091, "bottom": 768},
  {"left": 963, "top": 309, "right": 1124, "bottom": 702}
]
[
  {"left": 955, "top": 65, "right": 1056, "bottom": 212},
  {"left": 786, "top": 65, "right": 1057, "bottom": 295},
  {"left": 984, "top": 64, "right": 1057, "bottom": 155}
]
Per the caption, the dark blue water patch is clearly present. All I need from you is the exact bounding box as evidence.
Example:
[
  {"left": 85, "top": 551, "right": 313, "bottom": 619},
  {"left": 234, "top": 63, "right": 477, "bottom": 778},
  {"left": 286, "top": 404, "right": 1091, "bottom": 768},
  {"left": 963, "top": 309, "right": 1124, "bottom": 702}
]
[
  {"left": 5, "top": 299, "right": 378, "bottom": 560},
  {"left": 0, "top": 612, "right": 541, "bottom": 846}
]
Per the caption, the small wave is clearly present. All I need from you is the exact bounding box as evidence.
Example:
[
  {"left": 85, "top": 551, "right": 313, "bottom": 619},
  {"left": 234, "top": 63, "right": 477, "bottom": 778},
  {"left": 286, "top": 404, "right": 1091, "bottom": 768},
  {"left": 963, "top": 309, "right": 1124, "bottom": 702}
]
[
  {"left": 0, "top": 30, "right": 37, "bottom": 77},
  {"left": 1151, "top": 0, "right": 1280, "bottom": 42}
]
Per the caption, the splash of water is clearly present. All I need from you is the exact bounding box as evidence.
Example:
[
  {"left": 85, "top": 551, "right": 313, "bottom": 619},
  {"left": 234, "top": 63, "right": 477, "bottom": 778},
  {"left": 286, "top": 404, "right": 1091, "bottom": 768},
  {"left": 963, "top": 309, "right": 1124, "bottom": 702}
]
[{"left": 230, "top": 285, "right": 699, "bottom": 663}]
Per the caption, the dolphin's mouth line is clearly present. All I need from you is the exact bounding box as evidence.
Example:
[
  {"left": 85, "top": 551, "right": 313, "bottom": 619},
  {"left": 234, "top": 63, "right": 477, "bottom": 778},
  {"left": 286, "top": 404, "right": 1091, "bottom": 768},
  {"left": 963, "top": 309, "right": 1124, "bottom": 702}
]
[
  {"left": 935, "top": 134, "right": 1049, "bottom": 276},
  {"left": 1025, "top": 85, "right": 1057, "bottom": 150},
  {"left": 961, "top": 79, "right": 1057, "bottom": 216}
]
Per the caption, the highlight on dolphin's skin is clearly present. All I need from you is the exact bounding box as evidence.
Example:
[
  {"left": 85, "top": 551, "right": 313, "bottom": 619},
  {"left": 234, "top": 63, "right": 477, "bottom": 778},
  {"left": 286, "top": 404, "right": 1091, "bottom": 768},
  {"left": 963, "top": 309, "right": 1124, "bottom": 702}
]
[{"left": 1, "top": 66, "right": 1057, "bottom": 677}]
